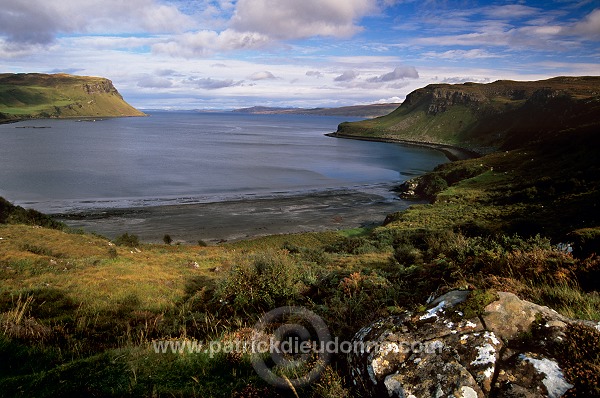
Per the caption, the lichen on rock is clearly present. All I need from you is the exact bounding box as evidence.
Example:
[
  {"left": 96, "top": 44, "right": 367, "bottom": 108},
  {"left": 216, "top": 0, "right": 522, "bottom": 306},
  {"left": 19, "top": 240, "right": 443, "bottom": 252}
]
[{"left": 348, "top": 289, "right": 595, "bottom": 397}]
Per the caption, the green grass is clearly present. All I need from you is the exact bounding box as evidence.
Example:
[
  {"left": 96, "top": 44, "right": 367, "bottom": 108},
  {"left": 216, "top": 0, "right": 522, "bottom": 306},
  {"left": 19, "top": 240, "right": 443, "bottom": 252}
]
[
  {"left": 0, "top": 73, "right": 145, "bottom": 119},
  {"left": 338, "top": 227, "right": 371, "bottom": 238}
]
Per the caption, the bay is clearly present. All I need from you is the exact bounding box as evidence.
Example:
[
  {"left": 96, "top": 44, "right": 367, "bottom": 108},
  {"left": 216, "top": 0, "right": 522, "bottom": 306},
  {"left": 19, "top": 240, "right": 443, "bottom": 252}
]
[{"left": 0, "top": 112, "right": 448, "bottom": 241}]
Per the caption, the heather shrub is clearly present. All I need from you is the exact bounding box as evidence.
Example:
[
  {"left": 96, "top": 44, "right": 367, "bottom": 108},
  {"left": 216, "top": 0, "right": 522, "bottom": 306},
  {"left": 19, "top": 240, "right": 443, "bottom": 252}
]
[
  {"left": 113, "top": 232, "right": 140, "bottom": 247},
  {"left": 214, "top": 250, "right": 310, "bottom": 315}
]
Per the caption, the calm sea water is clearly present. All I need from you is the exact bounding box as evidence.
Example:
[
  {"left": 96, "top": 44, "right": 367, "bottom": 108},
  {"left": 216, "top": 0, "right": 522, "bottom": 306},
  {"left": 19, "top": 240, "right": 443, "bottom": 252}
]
[{"left": 0, "top": 112, "right": 447, "bottom": 214}]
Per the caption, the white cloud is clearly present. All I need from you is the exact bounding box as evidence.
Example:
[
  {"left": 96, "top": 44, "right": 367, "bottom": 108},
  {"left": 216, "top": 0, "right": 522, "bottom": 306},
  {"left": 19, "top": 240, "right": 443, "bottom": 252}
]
[
  {"left": 190, "top": 77, "right": 243, "bottom": 90},
  {"left": 230, "top": 0, "right": 377, "bottom": 40},
  {"left": 306, "top": 70, "right": 324, "bottom": 78},
  {"left": 565, "top": 8, "right": 600, "bottom": 39},
  {"left": 413, "top": 23, "right": 577, "bottom": 52},
  {"left": 422, "top": 49, "right": 503, "bottom": 60},
  {"left": 374, "top": 96, "right": 403, "bottom": 104},
  {"left": 63, "top": 36, "right": 157, "bottom": 50},
  {"left": 152, "top": 29, "right": 272, "bottom": 57},
  {"left": 440, "top": 76, "right": 491, "bottom": 84},
  {"left": 0, "top": 39, "right": 46, "bottom": 58},
  {"left": 483, "top": 4, "right": 540, "bottom": 19},
  {"left": 367, "top": 66, "right": 419, "bottom": 82},
  {"left": 137, "top": 75, "right": 173, "bottom": 88},
  {"left": 335, "top": 70, "right": 359, "bottom": 81},
  {"left": 0, "top": 0, "right": 194, "bottom": 45},
  {"left": 248, "top": 71, "right": 277, "bottom": 80}
]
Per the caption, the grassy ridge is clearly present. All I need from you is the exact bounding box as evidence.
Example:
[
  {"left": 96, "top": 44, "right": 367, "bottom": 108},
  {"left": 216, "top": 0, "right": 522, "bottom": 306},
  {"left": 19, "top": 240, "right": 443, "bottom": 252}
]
[
  {"left": 0, "top": 73, "right": 145, "bottom": 121},
  {"left": 336, "top": 76, "right": 600, "bottom": 153}
]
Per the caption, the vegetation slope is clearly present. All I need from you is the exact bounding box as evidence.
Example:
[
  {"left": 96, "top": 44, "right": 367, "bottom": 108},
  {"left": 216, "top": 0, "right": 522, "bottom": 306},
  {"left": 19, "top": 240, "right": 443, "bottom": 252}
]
[
  {"left": 336, "top": 76, "right": 600, "bottom": 153},
  {"left": 0, "top": 73, "right": 145, "bottom": 121},
  {"left": 0, "top": 77, "right": 599, "bottom": 397}
]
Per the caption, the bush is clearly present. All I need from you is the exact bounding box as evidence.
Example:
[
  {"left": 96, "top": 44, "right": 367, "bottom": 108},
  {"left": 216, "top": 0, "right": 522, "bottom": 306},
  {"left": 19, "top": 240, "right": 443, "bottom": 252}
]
[
  {"left": 163, "top": 234, "right": 172, "bottom": 245},
  {"left": 420, "top": 174, "right": 448, "bottom": 199},
  {"left": 440, "top": 163, "right": 488, "bottom": 185},
  {"left": 0, "top": 196, "right": 64, "bottom": 230},
  {"left": 113, "top": 232, "right": 140, "bottom": 247},
  {"left": 214, "top": 251, "right": 310, "bottom": 315},
  {"left": 325, "top": 237, "right": 378, "bottom": 255},
  {"left": 393, "top": 244, "right": 423, "bottom": 266}
]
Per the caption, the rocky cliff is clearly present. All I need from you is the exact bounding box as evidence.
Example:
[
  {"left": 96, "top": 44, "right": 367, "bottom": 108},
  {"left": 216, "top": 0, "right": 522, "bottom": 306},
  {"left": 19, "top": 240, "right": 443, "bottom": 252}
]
[
  {"left": 336, "top": 76, "right": 600, "bottom": 154},
  {"left": 0, "top": 73, "right": 145, "bottom": 121}
]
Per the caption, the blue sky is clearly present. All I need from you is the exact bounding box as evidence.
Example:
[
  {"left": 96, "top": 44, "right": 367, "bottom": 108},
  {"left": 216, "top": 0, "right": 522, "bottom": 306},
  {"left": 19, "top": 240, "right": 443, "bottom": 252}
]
[{"left": 1, "top": 0, "right": 598, "bottom": 109}]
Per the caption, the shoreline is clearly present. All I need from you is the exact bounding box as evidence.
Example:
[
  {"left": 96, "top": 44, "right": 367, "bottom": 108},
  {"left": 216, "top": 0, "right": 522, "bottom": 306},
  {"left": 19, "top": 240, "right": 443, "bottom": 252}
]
[
  {"left": 49, "top": 133, "right": 462, "bottom": 244},
  {"left": 325, "top": 132, "right": 481, "bottom": 161},
  {"left": 54, "top": 189, "right": 414, "bottom": 244}
]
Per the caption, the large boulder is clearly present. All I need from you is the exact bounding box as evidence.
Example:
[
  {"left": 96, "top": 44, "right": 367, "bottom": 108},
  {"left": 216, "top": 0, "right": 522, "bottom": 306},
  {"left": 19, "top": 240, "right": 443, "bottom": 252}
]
[{"left": 348, "top": 290, "right": 600, "bottom": 397}]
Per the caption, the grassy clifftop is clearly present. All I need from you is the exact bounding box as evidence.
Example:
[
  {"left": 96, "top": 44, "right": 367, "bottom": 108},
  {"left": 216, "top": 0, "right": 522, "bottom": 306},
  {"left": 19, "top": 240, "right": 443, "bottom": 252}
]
[
  {"left": 0, "top": 73, "right": 145, "bottom": 121},
  {"left": 336, "top": 76, "right": 600, "bottom": 153}
]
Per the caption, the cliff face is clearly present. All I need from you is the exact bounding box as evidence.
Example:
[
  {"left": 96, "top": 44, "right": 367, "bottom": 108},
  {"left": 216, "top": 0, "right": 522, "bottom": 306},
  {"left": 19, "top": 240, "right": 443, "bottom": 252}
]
[
  {"left": 337, "top": 76, "right": 600, "bottom": 153},
  {"left": 0, "top": 73, "right": 145, "bottom": 121}
]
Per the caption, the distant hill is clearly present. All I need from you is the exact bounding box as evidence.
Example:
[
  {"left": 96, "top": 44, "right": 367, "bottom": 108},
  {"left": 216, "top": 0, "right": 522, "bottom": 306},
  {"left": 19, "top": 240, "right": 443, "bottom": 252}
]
[
  {"left": 232, "top": 103, "right": 401, "bottom": 118},
  {"left": 335, "top": 76, "right": 600, "bottom": 154},
  {"left": 0, "top": 73, "right": 145, "bottom": 121}
]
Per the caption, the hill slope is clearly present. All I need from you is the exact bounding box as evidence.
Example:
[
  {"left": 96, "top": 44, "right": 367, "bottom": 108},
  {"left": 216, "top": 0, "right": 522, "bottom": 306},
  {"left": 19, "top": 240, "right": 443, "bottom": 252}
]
[
  {"left": 0, "top": 73, "right": 145, "bottom": 121},
  {"left": 335, "top": 76, "right": 600, "bottom": 153}
]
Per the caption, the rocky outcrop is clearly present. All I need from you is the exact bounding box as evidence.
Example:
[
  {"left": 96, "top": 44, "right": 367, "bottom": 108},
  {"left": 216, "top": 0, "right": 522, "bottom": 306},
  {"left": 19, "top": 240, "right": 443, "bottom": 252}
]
[
  {"left": 82, "top": 79, "right": 120, "bottom": 96},
  {"left": 349, "top": 290, "right": 600, "bottom": 397},
  {"left": 427, "top": 88, "right": 488, "bottom": 115}
]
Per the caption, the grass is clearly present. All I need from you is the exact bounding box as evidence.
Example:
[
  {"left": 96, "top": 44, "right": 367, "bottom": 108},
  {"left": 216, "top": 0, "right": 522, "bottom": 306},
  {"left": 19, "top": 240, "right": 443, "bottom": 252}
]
[
  {"left": 1, "top": 204, "right": 599, "bottom": 396},
  {"left": 0, "top": 222, "right": 361, "bottom": 396},
  {"left": 0, "top": 73, "right": 145, "bottom": 120}
]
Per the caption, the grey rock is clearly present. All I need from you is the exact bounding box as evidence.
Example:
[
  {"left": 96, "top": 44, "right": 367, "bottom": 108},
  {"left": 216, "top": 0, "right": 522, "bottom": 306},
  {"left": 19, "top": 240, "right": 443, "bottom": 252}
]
[
  {"left": 482, "top": 292, "right": 568, "bottom": 341},
  {"left": 349, "top": 290, "right": 584, "bottom": 398}
]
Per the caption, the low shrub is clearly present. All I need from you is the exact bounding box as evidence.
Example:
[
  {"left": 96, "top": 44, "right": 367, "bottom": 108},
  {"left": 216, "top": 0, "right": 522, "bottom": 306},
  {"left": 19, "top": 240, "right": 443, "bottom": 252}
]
[
  {"left": 214, "top": 250, "right": 311, "bottom": 315},
  {"left": 325, "top": 236, "right": 378, "bottom": 255},
  {"left": 113, "top": 232, "right": 140, "bottom": 247}
]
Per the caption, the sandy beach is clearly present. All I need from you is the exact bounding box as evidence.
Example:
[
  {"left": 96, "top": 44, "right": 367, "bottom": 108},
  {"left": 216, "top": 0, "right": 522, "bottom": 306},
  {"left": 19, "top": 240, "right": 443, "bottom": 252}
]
[{"left": 54, "top": 189, "right": 415, "bottom": 244}]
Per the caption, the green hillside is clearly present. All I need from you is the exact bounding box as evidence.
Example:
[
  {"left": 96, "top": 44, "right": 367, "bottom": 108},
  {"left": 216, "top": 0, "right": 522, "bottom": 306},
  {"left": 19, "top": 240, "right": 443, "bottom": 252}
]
[
  {"left": 0, "top": 73, "right": 145, "bottom": 121},
  {"left": 336, "top": 76, "right": 600, "bottom": 153}
]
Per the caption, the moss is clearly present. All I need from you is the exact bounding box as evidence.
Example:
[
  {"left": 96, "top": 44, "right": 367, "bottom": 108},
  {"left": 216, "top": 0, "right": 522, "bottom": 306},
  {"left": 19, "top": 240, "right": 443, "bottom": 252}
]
[{"left": 452, "top": 289, "right": 499, "bottom": 321}]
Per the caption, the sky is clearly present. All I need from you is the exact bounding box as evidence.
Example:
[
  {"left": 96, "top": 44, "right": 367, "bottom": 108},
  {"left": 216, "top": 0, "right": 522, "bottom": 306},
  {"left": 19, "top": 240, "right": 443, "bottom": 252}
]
[{"left": 0, "top": 0, "right": 599, "bottom": 110}]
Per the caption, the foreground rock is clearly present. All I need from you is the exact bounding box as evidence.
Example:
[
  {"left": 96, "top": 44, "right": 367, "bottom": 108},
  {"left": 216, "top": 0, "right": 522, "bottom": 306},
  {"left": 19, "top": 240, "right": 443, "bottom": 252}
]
[{"left": 349, "top": 290, "right": 600, "bottom": 397}]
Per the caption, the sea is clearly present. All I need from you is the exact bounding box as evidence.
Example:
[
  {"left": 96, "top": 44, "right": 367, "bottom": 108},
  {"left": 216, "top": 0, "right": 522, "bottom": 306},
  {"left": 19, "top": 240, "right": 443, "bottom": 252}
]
[{"left": 0, "top": 112, "right": 448, "bottom": 240}]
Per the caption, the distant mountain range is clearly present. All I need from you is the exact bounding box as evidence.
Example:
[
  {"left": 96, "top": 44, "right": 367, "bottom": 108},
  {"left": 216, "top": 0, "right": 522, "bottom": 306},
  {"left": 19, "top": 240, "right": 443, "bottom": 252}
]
[
  {"left": 232, "top": 103, "right": 401, "bottom": 118},
  {"left": 0, "top": 73, "right": 145, "bottom": 122}
]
